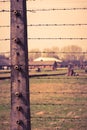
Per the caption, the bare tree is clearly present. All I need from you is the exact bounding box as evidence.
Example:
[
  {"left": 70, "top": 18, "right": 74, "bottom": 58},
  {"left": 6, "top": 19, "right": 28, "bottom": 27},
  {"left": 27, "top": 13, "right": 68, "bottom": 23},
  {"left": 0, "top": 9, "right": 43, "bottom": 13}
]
[
  {"left": 61, "top": 45, "right": 83, "bottom": 61},
  {"left": 29, "top": 49, "right": 41, "bottom": 61},
  {"left": 42, "top": 47, "right": 59, "bottom": 59}
]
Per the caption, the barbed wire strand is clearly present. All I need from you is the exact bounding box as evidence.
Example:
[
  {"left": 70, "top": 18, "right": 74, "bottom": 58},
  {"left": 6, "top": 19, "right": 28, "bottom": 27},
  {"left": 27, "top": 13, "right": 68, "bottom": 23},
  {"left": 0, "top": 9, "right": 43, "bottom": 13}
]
[
  {"left": 31, "top": 103, "right": 87, "bottom": 106},
  {"left": 30, "top": 77, "right": 87, "bottom": 80},
  {"left": 1, "top": 51, "right": 87, "bottom": 54},
  {"left": 1, "top": 37, "right": 87, "bottom": 41},
  {"left": 28, "top": 37, "right": 87, "bottom": 40},
  {"left": 30, "top": 91, "right": 87, "bottom": 94},
  {"left": 28, "top": 24, "right": 87, "bottom": 26},
  {"left": 1, "top": 24, "right": 87, "bottom": 28},
  {"left": 1, "top": 7, "right": 87, "bottom": 12},
  {"left": 27, "top": 8, "right": 87, "bottom": 12},
  {"left": 29, "top": 51, "right": 87, "bottom": 54},
  {"left": 31, "top": 116, "right": 87, "bottom": 120}
]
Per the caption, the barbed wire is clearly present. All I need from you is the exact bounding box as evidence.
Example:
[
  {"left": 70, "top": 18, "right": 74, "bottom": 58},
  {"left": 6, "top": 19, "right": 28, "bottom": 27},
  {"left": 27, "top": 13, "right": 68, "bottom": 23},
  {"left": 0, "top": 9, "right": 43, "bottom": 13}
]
[
  {"left": 28, "top": 24, "right": 87, "bottom": 26},
  {"left": 31, "top": 116, "right": 87, "bottom": 120},
  {"left": 31, "top": 103, "right": 87, "bottom": 106},
  {"left": 1, "top": 37, "right": 87, "bottom": 41},
  {"left": 29, "top": 51, "right": 87, "bottom": 54},
  {"left": 1, "top": 7, "right": 87, "bottom": 13},
  {"left": 1, "top": 7, "right": 84, "bottom": 12},
  {"left": 1, "top": 23, "right": 87, "bottom": 28},
  {"left": 0, "top": 87, "right": 87, "bottom": 96},
  {"left": 1, "top": 51, "right": 87, "bottom": 55},
  {"left": 30, "top": 77, "right": 87, "bottom": 80},
  {"left": 27, "top": 8, "right": 87, "bottom": 12},
  {"left": 1, "top": 51, "right": 87, "bottom": 54},
  {"left": 30, "top": 91, "right": 87, "bottom": 95},
  {"left": 28, "top": 37, "right": 87, "bottom": 40}
]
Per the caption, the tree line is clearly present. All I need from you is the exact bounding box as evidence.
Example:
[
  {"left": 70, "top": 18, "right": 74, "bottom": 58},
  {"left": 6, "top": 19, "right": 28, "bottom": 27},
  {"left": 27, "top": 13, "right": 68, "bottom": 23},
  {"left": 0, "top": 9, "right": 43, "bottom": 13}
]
[{"left": 29, "top": 45, "right": 87, "bottom": 62}]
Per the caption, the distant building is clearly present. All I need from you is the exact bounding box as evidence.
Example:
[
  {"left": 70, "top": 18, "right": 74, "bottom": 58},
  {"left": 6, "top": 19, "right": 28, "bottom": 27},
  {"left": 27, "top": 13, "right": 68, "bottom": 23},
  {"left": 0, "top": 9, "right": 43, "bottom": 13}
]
[
  {"left": 29, "top": 57, "right": 62, "bottom": 70},
  {"left": 34, "top": 57, "right": 62, "bottom": 62}
]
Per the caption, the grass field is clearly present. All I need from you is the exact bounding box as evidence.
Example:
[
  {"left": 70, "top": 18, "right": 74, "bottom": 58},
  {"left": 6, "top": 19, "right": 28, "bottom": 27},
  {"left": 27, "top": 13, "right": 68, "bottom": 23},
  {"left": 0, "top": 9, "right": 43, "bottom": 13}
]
[{"left": 0, "top": 68, "right": 87, "bottom": 130}]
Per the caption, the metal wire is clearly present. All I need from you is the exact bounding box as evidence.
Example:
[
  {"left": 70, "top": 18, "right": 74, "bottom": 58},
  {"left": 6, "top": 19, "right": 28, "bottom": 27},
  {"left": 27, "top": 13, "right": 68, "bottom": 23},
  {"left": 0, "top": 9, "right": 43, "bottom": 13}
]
[
  {"left": 1, "top": 37, "right": 87, "bottom": 41},
  {"left": 28, "top": 37, "right": 87, "bottom": 40},
  {"left": 1, "top": 23, "right": 87, "bottom": 28},
  {"left": 31, "top": 103, "right": 87, "bottom": 107},
  {"left": 27, "top": 8, "right": 87, "bottom": 12},
  {"left": 29, "top": 51, "right": 87, "bottom": 54},
  {"left": 1, "top": 51, "right": 87, "bottom": 54},
  {"left": 28, "top": 24, "right": 87, "bottom": 26},
  {"left": 31, "top": 116, "right": 87, "bottom": 120},
  {"left": 30, "top": 77, "right": 87, "bottom": 80},
  {"left": 30, "top": 91, "right": 87, "bottom": 95},
  {"left": 1, "top": 7, "right": 87, "bottom": 13}
]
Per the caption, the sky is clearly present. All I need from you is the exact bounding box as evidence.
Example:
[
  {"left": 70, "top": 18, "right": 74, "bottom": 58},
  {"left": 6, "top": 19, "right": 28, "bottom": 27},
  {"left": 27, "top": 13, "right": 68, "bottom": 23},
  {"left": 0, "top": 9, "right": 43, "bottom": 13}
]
[{"left": 0, "top": 0, "right": 87, "bottom": 53}]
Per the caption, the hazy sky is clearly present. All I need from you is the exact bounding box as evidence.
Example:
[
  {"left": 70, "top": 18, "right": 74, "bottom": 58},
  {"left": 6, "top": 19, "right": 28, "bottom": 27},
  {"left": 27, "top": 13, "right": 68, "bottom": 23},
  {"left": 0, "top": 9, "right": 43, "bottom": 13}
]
[{"left": 0, "top": 0, "right": 87, "bottom": 53}]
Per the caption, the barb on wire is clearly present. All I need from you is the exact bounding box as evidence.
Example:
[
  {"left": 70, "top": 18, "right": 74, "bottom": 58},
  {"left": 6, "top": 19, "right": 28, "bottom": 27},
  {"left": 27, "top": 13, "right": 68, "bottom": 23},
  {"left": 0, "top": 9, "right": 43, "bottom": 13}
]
[
  {"left": 0, "top": 0, "right": 9, "bottom": 2},
  {"left": 0, "top": 38, "right": 10, "bottom": 41},
  {"left": 0, "top": 10, "right": 10, "bottom": 12},
  {"left": 0, "top": 25, "right": 10, "bottom": 28}
]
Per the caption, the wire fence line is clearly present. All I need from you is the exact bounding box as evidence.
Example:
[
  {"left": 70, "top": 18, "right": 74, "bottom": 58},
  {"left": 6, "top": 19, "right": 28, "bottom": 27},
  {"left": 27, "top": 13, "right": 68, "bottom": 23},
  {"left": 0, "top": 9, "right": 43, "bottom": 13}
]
[
  {"left": 1, "top": 51, "right": 87, "bottom": 56},
  {"left": 1, "top": 23, "right": 87, "bottom": 28},
  {"left": 1, "top": 7, "right": 87, "bottom": 13},
  {"left": 1, "top": 37, "right": 87, "bottom": 41},
  {"left": 1, "top": 4, "right": 87, "bottom": 43}
]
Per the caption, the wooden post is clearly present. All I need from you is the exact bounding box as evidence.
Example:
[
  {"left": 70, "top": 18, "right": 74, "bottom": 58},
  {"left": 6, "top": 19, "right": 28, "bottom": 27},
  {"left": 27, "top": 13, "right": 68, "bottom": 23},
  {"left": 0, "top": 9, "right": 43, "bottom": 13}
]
[{"left": 10, "top": 0, "right": 31, "bottom": 130}]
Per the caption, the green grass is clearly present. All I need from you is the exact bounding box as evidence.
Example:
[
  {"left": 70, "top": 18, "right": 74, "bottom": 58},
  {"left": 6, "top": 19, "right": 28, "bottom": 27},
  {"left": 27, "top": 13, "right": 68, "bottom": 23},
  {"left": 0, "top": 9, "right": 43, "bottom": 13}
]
[{"left": 0, "top": 68, "right": 87, "bottom": 129}]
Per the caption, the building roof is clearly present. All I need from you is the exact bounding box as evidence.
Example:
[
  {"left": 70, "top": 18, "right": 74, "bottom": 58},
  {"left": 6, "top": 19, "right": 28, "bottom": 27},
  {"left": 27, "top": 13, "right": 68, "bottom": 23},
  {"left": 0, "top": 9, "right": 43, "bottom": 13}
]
[
  {"left": 33, "top": 57, "right": 62, "bottom": 62},
  {"left": 29, "top": 61, "right": 55, "bottom": 66}
]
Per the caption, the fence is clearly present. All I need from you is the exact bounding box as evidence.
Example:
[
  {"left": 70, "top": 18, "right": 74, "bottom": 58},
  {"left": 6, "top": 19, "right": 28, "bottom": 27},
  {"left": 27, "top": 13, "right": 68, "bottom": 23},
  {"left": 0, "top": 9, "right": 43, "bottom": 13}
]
[{"left": 0, "top": 0, "right": 87, "bottom": 130}]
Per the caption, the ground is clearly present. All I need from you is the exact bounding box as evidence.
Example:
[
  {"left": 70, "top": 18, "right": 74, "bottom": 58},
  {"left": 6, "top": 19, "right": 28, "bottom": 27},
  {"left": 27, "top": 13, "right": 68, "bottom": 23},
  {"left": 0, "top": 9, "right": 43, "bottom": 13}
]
[{"left": 0, "top": 68, "right": 87, "bottom": 130}]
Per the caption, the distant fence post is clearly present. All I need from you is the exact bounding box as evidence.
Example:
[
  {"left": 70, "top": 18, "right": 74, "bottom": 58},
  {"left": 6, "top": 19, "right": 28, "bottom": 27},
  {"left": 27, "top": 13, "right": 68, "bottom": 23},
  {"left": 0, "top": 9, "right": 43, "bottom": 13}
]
[{"left": 10, "top": 0, "right": 31, "bottom": 130}]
